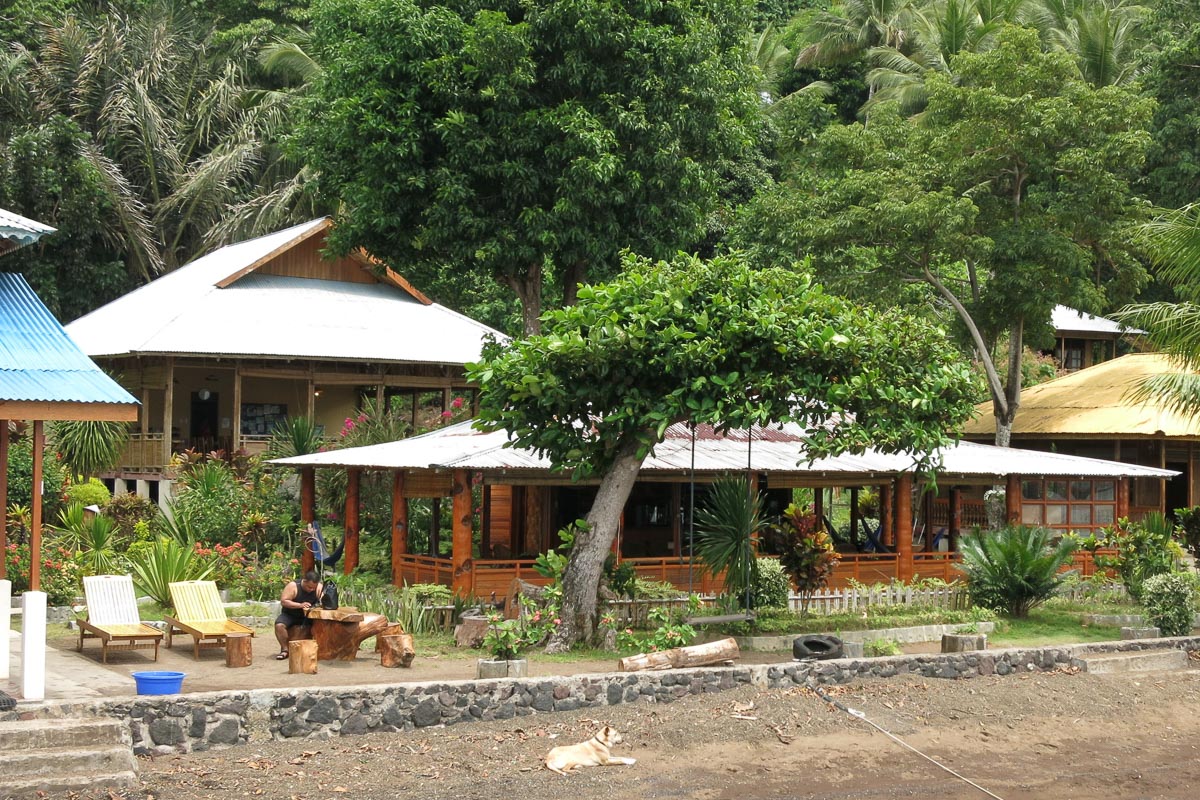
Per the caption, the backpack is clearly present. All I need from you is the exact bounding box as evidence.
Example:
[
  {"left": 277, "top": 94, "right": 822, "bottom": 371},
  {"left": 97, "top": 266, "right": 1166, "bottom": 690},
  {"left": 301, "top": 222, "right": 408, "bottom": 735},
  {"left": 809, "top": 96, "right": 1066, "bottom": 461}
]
[{"left": 320, "top": 579, "right": 339, "bottom": 610}]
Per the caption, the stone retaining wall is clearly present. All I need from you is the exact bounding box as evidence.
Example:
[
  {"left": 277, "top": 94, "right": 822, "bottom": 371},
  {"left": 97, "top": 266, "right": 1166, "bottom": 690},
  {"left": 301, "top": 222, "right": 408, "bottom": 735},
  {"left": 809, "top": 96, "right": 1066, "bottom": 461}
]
[{"left": 8, "top": 636, "right": 1199, "bottom": 755}]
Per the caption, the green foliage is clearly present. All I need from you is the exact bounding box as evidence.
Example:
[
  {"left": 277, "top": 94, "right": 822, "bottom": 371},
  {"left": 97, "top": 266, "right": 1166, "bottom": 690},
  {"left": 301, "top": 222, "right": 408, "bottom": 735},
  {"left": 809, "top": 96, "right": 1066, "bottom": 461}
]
[
  {"left": 1140, "top": 572, "right": 1198, "bottom": 638},
  {"left": 302, "top": 0, "right": 765, "bottom": 333},
  {"left": 753, "top": 557, "right": 793, "bottom": 610},
  {"left": 1094, "top": 514, "right": 1182, "bottom": 604},
  {"left": 1142, "top": 23, "right": 1200, "bottom": 209},
  {"left": 695, "top": 477, "right": 766, "bottom": 607},
  {"left": 63, "top": 479, "right": 112, "bottom": 509},
  {"left": 736, "top": 25, "right": 1154, "bottom": 437},
  {"left": 774, "top": 504, "right": 839, "bottom": 615},
  {"left": 127, "top": 537, "right": 215, "bottom": 608},
  {"left": 406, "top": 583, "right": 454, "bottom": 606},
  {"left": 48, "top": 421, "right": 130, "bottom": 480},
  {"left": 641, "top": 607, "right": 697, "bottom": 652},
  {"left": 170, "top": 460, "right": 246, "bottom": 545},
  {"left": 960, "top": 525, "right": 1077, "bottom": 618},
  {"left": 604, "top": 556, "right": 637, "bottom": 600},
  {"left": 863, "top": 638, "right": 903, "bottom": 657},
  {"left": 1174, "top": 506, "right": 1200, "bottom": 557},
  {"left": 533, "top": 522, "right": 583, "bottom": 580},
  {"left": 105, "top": 493, "right": 160, "bottom": 540},
  {"left": 630, "top": 579, "right": 686, "bottom": 601},
  {"left": 266, "top": 415, "right": 326, "bottom": 460},
  {"left": 2, "top": 542, "right": 82, "bottom": 605},
  {"left": 5, "top": 434, "right": 69, "bottom": 522},
  {"left": 481, "top": 596, "right": 561, "bottom": 660},
  {"left": 237, "top": 550, "right": 301, "bottom": 601},
  {"left": 47, "top": 503, "right": 122, "bottom": 576}
]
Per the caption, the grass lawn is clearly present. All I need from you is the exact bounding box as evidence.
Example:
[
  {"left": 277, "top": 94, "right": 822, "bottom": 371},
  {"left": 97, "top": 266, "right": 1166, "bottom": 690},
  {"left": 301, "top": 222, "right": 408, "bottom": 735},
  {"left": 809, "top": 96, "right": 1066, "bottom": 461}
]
[{"left": 987, "top": 608, "right": 1124, "bottom": 647}]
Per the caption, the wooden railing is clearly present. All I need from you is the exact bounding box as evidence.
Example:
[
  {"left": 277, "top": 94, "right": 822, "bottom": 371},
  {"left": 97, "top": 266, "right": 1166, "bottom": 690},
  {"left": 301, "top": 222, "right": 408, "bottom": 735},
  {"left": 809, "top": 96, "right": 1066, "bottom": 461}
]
[
  {"left": 118, "top": 433, "right": 166, "bottom": 471},
  {"left": 394, "top": 554, "right": 455, "bottom": 588}
]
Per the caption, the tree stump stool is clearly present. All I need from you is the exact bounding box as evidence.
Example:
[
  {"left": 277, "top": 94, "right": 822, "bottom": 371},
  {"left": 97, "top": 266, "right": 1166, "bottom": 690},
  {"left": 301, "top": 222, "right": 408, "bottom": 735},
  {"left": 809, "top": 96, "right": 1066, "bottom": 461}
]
[
  {"left": 288, "top": 639, "right": 318, "bottom": 674},
  {"left": 454, "top": 615, "right": 490, "bottom": 648},
  {"left": 376, "top": 624, "right": 407, "bottom": 651},
  {"left": 225, "top": 632, "right": 253, "bottom": 668},
  {"left": 380, "top": 633, "right": 415, "bottom": 668}
]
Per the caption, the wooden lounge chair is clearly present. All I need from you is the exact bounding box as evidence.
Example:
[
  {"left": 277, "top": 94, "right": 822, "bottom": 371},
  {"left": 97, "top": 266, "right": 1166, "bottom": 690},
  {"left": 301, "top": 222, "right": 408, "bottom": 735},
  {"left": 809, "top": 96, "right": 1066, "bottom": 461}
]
[
  {"left": 163, "top": 580, "right": 255, "bottom": 659},
  {"left": 77, "top": 574, "right": 163, "bottom": 664}
]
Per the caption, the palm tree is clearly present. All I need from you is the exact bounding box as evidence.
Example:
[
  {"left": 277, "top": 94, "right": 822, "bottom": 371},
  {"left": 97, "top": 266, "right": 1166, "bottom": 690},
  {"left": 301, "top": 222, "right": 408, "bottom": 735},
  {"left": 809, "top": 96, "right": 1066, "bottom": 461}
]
[
  {"left": 47, "top": 420, "right": 130, "bottom": 481},
  {"left": 1114, "top": 205, "right": 1200, "bottom": 415},
  {"left": 1042, "top": 0, "right": 1147, "bottom": 86},
  {"left": 0, "top": 1, "right": 324, "bottom": 278},
  {"left": 797, "top": 0, "right": 924, "bottom": 68}
]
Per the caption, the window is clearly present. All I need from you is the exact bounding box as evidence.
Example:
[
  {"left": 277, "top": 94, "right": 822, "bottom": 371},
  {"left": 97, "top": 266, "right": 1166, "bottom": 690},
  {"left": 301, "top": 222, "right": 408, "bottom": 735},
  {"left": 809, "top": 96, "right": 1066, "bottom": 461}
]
[{"left": 1020, "top": 478, "right": 1116, "bottom": 531}]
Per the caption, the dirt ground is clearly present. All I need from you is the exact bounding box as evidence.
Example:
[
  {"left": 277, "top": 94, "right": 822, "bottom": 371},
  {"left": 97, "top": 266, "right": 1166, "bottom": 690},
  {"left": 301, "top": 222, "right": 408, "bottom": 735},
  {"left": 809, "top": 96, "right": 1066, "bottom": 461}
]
[{"left": 54, "top": 640, "right": 1200, "bottom": 800}]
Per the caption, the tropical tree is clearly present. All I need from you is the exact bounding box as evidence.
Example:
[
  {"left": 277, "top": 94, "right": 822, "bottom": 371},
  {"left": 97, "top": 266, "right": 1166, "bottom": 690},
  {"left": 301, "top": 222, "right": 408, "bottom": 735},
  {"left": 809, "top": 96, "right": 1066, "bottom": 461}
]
[
  {"left": 469, "top": 251, "right": 978, "bottom": 650},
  {"left": 300, "top": 0, "right": 765, "bottom": 334},
  {"left": 0, "top": 0, "right": 324, "bottom": 281},
  {"left": 1039, "top": 0, "right": 1147, "bottom": 87},
  {"left": 797, "top": 0, "right": 924, "bottom": 67},
  {"left": 735, "top": 26, "right": 1153, "bottom": 446},
  {"left": 47, "top": 419, "right": 130, "bottom": 481}
]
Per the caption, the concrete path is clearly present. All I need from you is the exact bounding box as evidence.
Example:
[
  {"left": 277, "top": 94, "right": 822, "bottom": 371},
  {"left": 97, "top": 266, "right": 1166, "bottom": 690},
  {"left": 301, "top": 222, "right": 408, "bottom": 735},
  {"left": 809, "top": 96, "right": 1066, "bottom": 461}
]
[{"left": 3, "top": 629, "right": 132, "bottom": 705}]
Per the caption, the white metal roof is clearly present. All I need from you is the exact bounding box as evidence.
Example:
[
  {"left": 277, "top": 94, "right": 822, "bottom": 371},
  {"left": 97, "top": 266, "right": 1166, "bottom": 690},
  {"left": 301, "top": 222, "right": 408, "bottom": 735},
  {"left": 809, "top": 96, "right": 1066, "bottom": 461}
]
[
  {"left": 0, "top": 208, "right": 55, "bottom": 252},
  {"left": 64, "top": 219, "right": 504, "bottom": 364},
  {"left": 271, "top": 419, "right": 1177, "bottom": 481},
  {"left": 1052, "top": 305, "right": 1139, "bottom": 336}
]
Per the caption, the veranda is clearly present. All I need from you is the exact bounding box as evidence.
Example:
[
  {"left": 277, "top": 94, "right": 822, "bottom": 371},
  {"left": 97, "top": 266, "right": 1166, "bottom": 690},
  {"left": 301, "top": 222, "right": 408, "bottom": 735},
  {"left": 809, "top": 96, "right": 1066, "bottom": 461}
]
[{"left": 272, "top": 421, "right": 1174, "bottom": 600}]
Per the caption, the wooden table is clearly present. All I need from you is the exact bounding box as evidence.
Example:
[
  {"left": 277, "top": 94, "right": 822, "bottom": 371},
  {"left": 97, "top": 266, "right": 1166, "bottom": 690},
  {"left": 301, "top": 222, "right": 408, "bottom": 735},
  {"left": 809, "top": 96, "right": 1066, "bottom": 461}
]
[{"left": 305, "top": 607, "right": 388, "bottom": 661}]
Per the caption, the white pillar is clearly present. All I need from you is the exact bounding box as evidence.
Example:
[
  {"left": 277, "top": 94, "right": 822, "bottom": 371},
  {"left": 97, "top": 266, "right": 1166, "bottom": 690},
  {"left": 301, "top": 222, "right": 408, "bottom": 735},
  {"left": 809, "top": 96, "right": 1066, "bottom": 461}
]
[
  {"left": 0, "top": 579, "right": 10, "bottom": 681},
  {"left": 136, "top": 479, "right": 150, "bottom": 499},
  {"left": 20, "top": 590, "right": 46, "bottom": 702}
]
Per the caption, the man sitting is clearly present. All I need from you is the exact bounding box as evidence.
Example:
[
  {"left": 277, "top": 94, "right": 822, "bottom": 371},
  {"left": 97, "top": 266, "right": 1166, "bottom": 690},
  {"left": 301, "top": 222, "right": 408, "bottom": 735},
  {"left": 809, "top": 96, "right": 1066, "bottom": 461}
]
[{"left": 275, "top": 570, "right": 323, "bottom": 660}]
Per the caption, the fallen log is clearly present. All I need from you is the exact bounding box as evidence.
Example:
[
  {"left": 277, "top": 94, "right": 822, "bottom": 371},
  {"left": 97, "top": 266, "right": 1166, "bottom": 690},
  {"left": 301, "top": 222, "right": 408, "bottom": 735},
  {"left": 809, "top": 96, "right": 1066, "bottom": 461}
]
[{"left": 618, "top": 637, "right": 740, "bottom": 672}]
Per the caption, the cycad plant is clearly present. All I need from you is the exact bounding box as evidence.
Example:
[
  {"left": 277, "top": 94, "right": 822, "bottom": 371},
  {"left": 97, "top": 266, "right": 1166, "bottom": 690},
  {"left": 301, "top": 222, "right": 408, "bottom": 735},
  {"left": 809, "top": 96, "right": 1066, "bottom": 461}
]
[
  {"left": 48, "top": 503, "right": 122, "bottom": 575},
  {"left": 960, "top": 525, "right": 1076, "bottom": 617},
  {"left": 694, "top": 476, "right": 766, "bottom": 609},
  {"left": 47, "top": 420, "right": 130, "bottom": 481},
  {"left": 265, "top": 415, "right": 325, "bottom": 460}
]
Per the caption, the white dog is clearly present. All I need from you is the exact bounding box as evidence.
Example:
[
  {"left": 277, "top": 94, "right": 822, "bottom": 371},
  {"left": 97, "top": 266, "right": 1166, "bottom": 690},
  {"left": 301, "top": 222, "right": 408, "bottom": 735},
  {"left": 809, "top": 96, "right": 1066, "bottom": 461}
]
[{"left": 544, "top": 725, "right": 637, "bottom": 775}]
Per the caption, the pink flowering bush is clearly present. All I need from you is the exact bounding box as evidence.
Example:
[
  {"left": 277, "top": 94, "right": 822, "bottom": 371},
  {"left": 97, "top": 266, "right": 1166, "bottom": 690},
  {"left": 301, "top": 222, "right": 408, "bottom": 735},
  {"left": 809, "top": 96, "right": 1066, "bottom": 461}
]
[{"left": 238, "top": 550, "right": 300, "bottom": 601}]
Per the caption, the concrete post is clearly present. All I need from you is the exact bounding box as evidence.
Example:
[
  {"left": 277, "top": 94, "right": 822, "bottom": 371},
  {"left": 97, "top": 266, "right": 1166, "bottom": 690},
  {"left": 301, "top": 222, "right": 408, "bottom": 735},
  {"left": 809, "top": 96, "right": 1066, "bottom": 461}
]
[
  {"left": 0, "top": 579, "right": 10, "bottom": 681},
  {"left": 21, "top": 590, "right": 46, "bottom": 701}
]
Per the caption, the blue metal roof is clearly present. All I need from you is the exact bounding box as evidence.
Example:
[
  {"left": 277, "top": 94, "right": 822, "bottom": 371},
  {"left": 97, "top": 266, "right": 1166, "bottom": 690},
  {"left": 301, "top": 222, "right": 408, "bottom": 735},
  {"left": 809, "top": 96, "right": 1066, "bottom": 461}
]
[{"left": 0, "top": 273, "right": 139, "bottom": 406}]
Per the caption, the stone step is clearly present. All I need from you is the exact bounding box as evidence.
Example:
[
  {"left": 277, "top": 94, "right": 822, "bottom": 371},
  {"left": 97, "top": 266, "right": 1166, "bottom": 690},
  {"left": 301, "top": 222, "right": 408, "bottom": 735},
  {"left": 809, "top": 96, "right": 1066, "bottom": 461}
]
[
  {"left": 1079, "top": 649, "right": 1189, "bottom": 674},
  {"left": 0, "top": 717, "right": 126, "bottom": 752},
  {"left": 0, "top": 770, "right": 138, "bottom": 799},
  {"left": 0, "top": 744, "right": 138, "bottom": 779}
]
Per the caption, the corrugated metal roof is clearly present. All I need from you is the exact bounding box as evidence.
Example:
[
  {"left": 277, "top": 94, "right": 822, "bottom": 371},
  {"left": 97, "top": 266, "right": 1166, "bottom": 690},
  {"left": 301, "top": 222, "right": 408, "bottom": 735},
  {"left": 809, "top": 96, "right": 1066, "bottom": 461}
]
[
  {"left": 271, "top": 419, "right": 1176, "bottom": 480},
  {"left": 0, "top": 273, "right": 139, "bottom": 406},
  {"left": 0, "top": 208, "right": 55, "bottom": 252},
  {"left": 65, "top": 219, "right": 505, "bottom": 364},
  {"left": 1052, "top": 305, "right": 1139, "bottom": 336},
  {"left": 962, "top": 353, "right": 1200, "bottom": 438}
]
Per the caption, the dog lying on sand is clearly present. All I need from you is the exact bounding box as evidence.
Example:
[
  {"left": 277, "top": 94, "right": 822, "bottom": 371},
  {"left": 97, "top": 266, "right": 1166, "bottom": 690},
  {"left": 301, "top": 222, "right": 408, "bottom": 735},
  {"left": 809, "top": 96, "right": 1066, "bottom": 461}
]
[{"left": 544, "top": 725, "right": 637, "bottom": 775}]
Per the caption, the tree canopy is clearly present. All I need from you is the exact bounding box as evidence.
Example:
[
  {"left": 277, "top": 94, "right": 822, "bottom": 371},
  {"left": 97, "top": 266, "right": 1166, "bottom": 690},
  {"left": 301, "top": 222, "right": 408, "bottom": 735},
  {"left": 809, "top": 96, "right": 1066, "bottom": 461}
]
[
  {"left": 469, "top": 250, "right": 978, "bottom": 647},
  {"left": 735, "top": 25, "right": 1153, "bottom": 444},
  {"left": 300, "top": 0, "right": 767, "bottom": 334}
]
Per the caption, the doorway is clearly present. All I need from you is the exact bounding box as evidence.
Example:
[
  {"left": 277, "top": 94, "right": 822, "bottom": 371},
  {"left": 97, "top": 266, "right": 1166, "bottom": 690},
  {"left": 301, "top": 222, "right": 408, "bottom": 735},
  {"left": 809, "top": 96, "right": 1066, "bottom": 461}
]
[{"left": 190, "top": 391, "right": 218, "bottom": 451}]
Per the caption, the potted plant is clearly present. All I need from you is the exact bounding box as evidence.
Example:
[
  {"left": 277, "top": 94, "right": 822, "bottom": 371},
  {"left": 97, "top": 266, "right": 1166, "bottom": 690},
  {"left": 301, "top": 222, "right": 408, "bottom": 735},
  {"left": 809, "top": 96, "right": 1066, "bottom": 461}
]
[{"left": 477, "top": 613, "right": 530, "bottom": 679}]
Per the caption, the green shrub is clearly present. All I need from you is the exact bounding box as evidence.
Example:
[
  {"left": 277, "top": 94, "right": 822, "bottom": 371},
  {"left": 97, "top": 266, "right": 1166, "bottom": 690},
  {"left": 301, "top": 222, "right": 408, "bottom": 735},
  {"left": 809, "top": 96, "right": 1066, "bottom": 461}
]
[
  {"left": 63, "top": 479, "right": 111, "bottom": 508},
  {"left": 632, "top": 578, "right": 685, "bottom": 600},
  {"left": 406, "top": 583, "right": 454, "bottom": 605},
  {"left": 106, "top": 493, "right": 159, "bottom": 540},
  {"left": 864, "top": 638, "right": 902, "bottom": 657},
  {"left": 128, "top": 537, "right": 214, "bottom": 608},
  {"left": 1174, "top": 506, "right": 1200, "bottom": 557},
  {"left": 1093, "top": 513, "right": 1182, "bottom": 603},
  {"left": 774, "top": 504, "right": 838, "bottom": 616},
  {"left": 1141, "top": 573, "right": 1198, "bottom": 637},
  {"left": 753, "top": 557, "right": 793, "bottom": 609},
  {"left": 695, "top": 477, "right": 765, "bottom": 607},
  {"left": 237, "top": 550, "right": 300, "bottom": 601},
  {"left": 960, "top": 525, "right": 1076, "bottom": 618}
]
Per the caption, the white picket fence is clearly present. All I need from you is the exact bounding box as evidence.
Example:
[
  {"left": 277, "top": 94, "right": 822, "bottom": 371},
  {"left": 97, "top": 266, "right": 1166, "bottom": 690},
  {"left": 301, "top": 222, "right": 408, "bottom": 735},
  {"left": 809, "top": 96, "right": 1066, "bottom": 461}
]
[{"left": 790, "top": 585, "right": 971, "bottom": 614}]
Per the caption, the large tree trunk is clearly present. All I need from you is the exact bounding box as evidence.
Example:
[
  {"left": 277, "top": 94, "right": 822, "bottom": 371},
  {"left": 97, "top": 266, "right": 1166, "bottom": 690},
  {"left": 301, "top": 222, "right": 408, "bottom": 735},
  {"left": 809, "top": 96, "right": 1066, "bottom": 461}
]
[
  {"left": 504, "top": 263, "right": 544, "bottom": 336},
  {"left": 546, "top": 440, "right": 644, "bottom": 653}
]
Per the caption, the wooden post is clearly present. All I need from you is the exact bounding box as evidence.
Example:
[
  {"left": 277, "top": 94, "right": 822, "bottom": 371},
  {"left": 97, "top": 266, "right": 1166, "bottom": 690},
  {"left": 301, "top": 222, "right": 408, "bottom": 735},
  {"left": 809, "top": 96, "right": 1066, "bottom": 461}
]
[
  {"left": 895, "top": 473, "right": 913, "bottom": 582},
  {"left": 949, "top": 486, "right": 962, "bottom": 553},
  {"left": 1006, "top": 474, "right": 1021, "bottom": 525},
  {"left": 879, "top": 483, "right": 894, "bottom": 548},
  {"left": 162, "top": 357, "right": 174, "bottom": 467},
  {"left": 30, "top": 420, "right": 43, "bottom": 591},
  {"left": 379, "top": 634, "right": 415, "bottom": 668},
  {"left": 301, "top": 467, "right": 316, "bottom": 573},
  {"left": 451, "top": 469, "right": 472, "bottom": 597},
  {"left": 288, "top": 639, "right": 318, "bottom": 674},
  {"left": 849, "top": 487, "right": 860, "bottom": 547},
  {"left": 344, "top": 468, "right": 360, "bottom": 574},
  {"left": 0, "top": 420, "right": 7, "bottom": 581},
  {"left": 923, "top": 489, "right": 934, "bottom": 552},
  {"left": 225, "top": 632, "right": 253, "bottom": 668},
  {"left": 232, "top": 364, "right": 243, "bottom": 453},
  {"left": 1117, "top": 478, "right": 1130, "bottom": 520},
  {"left": 813, "top": 486, "right": 824, "bottom": 525},
  {"left": 391, "top": 471, "right": 407, "bottom": 586},
  {"left": 480, "top": 484, "right": 492, "bottom": 559}
]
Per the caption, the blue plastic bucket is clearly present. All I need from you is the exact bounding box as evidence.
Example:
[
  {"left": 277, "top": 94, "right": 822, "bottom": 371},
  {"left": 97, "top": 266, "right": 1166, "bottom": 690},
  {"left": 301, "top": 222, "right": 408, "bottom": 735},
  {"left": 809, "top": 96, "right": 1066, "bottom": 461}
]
[{"left": 131, "top": 671, "right": 185, "bottom": 695}]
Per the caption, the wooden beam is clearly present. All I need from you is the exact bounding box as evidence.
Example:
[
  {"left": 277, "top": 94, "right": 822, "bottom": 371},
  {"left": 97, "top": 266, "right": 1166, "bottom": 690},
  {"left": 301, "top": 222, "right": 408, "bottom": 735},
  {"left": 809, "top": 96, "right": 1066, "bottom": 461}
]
[
  {"left": 451, "top": 469, "right": 473, "bottom": 597},
  {"left": 344, "top": 468, "right": 360, "bottom": 574},
  {"left": 232, "top": 364, "right": 243, "bottom": 453},
  {"left": 895, "top": 474, "right": 913, "bottom": 582},
  {"left": 300, "top": 468, "right": 315, "bottom": 573},
  {"left": 163, "top": 358, "right": 174, "bottom": 466},
  {"left": 1117, "top": 478, "right": 1130, "bottom": 520},
  {"left": 1006, "top": 474, "right": 1021, "bottom": 525},
  {"left": 0, "top": 402, "right": 137, "bottom": 421},
  {"left": 0, "top": 420, "right": 7, "bottom": 581},
  {"left": 949, "top": 486, "right": 962, "bottom": 553},
  {"left": 391, "top": 471, "right": 408, "bottom": 586},
  {"left": 880, "top": 483, "right": 894, "bottom": 548},
  {"left": 31, "top": 421, "right": 43, "bottom": 591},
  {"left": 849, "top": 488, "right": 860, "bottom": 548},
  {"left": 215, "top": 218, "right": 331, "bottom": 288}
]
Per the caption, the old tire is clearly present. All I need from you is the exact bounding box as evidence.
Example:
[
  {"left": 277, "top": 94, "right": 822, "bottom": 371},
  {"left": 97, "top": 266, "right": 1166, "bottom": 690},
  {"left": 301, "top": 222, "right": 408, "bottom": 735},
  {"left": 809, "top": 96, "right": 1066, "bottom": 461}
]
[{"left": 793, "top": 634, "right": 844, "bottom": 661}]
